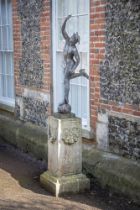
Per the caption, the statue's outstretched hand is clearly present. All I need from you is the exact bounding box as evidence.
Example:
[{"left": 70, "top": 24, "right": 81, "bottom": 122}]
[{"left": 66, "top": 14, "right": 72, "bottom": 21}]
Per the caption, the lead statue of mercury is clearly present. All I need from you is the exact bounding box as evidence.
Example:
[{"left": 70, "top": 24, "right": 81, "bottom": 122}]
[{"left": 58, "top": 15, "right": 89, "bottom": 114}]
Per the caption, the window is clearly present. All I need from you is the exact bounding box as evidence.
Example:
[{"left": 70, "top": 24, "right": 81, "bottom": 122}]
[
  {"left": 0, "top": 0, "right": 14, "bottom": 107},
  {"left": 53, "top": 0, "right": 90, "bottom": 129}
]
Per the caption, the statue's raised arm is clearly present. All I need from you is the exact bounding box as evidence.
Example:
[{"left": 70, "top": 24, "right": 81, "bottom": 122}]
[{"left": 61, "top": 15, "right": 72, "bottom": 41}]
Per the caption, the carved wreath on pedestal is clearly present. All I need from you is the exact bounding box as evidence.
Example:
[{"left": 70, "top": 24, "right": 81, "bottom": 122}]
[
  {"left": 62, "top": 127, "right": 81, "bottom": 145},
  {"left": 49, "top": 124, "right": 81, "bottom": 145}
]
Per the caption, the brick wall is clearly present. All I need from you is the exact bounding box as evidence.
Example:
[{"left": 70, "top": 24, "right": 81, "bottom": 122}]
[
  {"left": 90, "top": 0, "right": 140, "bottom": 160},
  {"left": 13, "top": 0, "right": 22, "bottom": 96},
  {"left": 90, "top": 0, "right": 106, "bottom": 130},
  {"left": 40, "top": 0, "right": 51, "bottom": 95},
  {"left": 90, "top": 0, "right": 140, "bottom": 130}
]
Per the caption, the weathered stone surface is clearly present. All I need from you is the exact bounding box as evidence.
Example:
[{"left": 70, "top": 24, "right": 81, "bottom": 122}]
[
  {"left": 22, "top": 97, "right": 48, "bottom": 126},
  {"left": 48, "top": 116, "right": 82, "bottom": 177},
  {"left": 96, "top": 111, "right": 109, "bottom": 151},
  {"left": 18, "top": 0, "right": 44, "bottom": 88},
  {"left": 40, "top": 171, "right": 90, "bottom": 197},
  {"left": 83, "top": 148, "right": 140, "bottom": 204},
  {"left": 15, "top": 89, "right": 49, "bottom": 127},
  {"left": 41, "top": 115, "right": 90, "bottom": 196},
  {"left": 100, "top": 0, "right": 140, "bottom": 105},
  {"left": 109, "top": 113, "right": 140, "bottom": 161},
  {"left": 0, "top": 114, "right": 48, "bottom": 161},
  {"left": 15, "top": 98, "right": 21, "bottom": 118},
  {"left": 53, "top": 112, "right": 75, "bottom": 119}
]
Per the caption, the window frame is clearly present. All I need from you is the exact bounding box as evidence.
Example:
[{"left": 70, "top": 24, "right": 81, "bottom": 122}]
[
  {"left": 52, "top": 0, "right": 90, "bottom": 131},
  {"left": 0, "top": 0, "right": 15, "bottom": 108}
]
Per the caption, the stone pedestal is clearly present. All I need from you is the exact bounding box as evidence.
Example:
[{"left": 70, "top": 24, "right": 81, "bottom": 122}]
[{"left": 40, "top": 114, "right": 90, "bottom": 196}]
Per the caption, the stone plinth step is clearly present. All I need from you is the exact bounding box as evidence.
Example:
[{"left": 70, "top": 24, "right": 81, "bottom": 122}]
[{"left": 40, "top": 171, "right": 90, "bottom": 197}]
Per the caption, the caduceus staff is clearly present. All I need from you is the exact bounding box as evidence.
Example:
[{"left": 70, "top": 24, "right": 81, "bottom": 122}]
[{"left": 58, "top": 15, "right": 89, "bottom": 114}]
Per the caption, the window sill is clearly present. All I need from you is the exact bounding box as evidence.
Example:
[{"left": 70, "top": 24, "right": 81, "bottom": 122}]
[
  {"left": 82, "top": 128, "right": 95, "bottom": 140},
  {"left": 0, "top": 100, "right": 15, "bottom": 113}
]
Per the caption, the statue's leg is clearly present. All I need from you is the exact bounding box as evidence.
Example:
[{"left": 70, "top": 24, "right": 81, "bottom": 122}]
[
  {"left": 70, "top": 71, "right": 89, "bottom": 80},
  {"left": 64, "top": 77, "right": 70, "bottom": 104},
  {"left": 79, "top": 69, "right": 89, "bottom": 79}
]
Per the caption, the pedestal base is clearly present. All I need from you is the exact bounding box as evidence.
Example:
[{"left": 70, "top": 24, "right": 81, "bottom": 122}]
[{"left": 40, "top": 171, "right": 90, "bottom": 197}]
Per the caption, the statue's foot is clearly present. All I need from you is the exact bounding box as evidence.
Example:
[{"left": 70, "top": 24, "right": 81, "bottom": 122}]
[
  {"left": 58, "top": 103, "right": 71, "bottom": 114},
  {"left": 79, "top": 69, "right": 89, "bottom": 79},
  {"left": 79, "top": 69, "right": 85, "bottom": 73}
]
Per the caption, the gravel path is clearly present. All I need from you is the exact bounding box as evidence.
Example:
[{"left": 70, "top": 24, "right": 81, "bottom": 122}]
[{"left": 0, "top": 143, "right": 139, "bottom": 210}]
